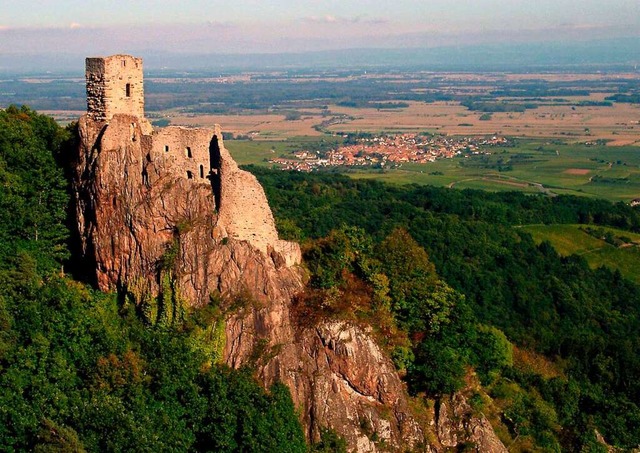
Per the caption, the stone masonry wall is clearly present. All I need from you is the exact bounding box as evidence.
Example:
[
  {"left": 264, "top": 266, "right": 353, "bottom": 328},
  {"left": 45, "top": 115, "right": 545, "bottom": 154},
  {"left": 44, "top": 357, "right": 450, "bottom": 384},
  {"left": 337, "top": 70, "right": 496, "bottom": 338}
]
[
  {"left": 151, "top": 126, "right": 217, "bottom": 184},
  {"left": 149, "top": 124, "right": 286, "bottom": 256},
  {"left": 86, "top": 54, "right": 145, "bottom": 122},
  {"left": 84, "top": 53, "right": 300, "bottom": 265}
]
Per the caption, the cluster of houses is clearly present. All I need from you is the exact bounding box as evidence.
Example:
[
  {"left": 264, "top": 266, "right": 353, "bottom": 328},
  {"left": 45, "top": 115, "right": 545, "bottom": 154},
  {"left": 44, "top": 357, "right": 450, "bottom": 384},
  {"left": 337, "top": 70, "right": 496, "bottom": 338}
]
[{"left": 269, "top": 133, "right": 509, "bottom": 172}]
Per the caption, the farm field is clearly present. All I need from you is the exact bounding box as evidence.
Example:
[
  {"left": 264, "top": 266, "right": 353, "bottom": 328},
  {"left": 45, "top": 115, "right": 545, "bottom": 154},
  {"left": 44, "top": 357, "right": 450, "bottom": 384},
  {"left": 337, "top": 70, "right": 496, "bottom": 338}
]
[
  {"left": 168, "top": 97, "right": 640, "bottom": 145},
  {"left": 30, "top": 70, "right": 640, "bottom": 145},
  {"left": 324, "top": 99, "right": 640, "bottom": 145},
  {"left": 166, "top": 111, "right": 326, "bottom": 139},
  {"left": 10, "top": 67, "right": 639, "bottom": 202},
  {"left": 226, "top": 138, "right": 640, "bottom": 202},
  {"left": 520, "top": 224, "right": 640, "bottom": 284}
]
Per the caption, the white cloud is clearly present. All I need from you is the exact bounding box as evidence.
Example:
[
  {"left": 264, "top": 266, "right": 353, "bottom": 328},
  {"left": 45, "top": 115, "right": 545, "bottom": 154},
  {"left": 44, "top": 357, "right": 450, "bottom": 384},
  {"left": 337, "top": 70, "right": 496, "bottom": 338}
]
[
  {"left": 303, "top": 15, "right": 334, "bottom": 23},
  {"left": 557, "top": 22, "right": 606, "bottom": 30},
  {"left": 302, "top": 14, "right": 387, "bottom": 25},
  {"left": 69, "top": 22, "right": 83, "bottom": 29}
]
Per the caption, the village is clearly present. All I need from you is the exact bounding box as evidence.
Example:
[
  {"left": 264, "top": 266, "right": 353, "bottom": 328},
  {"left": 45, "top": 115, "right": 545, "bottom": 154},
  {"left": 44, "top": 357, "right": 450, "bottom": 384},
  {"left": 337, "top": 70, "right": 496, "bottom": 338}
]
[{"left": 269, "top": 133, "right": 510, "bottom": 172}]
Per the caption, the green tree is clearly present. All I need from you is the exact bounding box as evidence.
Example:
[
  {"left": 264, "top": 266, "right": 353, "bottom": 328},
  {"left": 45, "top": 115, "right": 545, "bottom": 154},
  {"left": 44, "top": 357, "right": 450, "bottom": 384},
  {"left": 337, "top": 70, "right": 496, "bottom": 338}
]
[{"left": 472, "top": 325, "right": 513, "bottom": 384}]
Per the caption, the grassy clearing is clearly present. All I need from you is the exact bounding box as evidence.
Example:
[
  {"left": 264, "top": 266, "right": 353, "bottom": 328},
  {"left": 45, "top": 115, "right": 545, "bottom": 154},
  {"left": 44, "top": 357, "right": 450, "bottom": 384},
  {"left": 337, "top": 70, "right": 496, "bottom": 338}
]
[
  {"left": 225, "top": 140, "right": 281, "bottom": 166},
  {"left": 520, "top": 224, "right": 640, "bottom": 283}
]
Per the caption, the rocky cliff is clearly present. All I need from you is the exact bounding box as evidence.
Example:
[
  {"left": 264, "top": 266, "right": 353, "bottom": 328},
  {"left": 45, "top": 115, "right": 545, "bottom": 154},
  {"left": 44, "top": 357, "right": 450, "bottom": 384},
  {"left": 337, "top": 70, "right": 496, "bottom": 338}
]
[
  {"left": 436, "top": 393, "right": 508, "bottom": 452},
  {"left": 72, "top": 113, "right": 436, "bottom": 451},
  {"left": 70, "top": 52, "right": 511, "bottom": 452}
]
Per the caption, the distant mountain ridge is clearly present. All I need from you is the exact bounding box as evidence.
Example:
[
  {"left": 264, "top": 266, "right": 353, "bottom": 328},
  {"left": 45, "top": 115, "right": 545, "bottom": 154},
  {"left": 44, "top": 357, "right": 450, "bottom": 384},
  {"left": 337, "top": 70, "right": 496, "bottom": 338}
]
[{"left": 2, "top": 37, "right": 639, "bottom": 74}]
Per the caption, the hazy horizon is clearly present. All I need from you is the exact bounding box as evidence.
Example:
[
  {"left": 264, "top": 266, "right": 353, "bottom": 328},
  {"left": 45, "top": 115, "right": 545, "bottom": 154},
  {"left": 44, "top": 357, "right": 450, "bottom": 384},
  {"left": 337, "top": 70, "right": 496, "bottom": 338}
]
[
  {"left": 1, "top": 38, "right": 639, "bottom": 74},
  {"left": 1, "top": 0, "right": 639, "bottom": 54},
  {"left": 1, "top": 1, "right": 639, "bottom": 73}
]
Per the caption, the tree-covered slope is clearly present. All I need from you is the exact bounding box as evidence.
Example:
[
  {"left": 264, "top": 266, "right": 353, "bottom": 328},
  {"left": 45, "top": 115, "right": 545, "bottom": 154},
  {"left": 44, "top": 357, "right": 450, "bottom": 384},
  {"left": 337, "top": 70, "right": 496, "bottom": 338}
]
[
  {"left": 0, "top": 106, "right": 307, "bottom": 452},
  {"left": 252, "top": 166, "right": 640, "bottom": 450},
  {"left": 3, "top": 104, "right": 640, "bottom": 451}
]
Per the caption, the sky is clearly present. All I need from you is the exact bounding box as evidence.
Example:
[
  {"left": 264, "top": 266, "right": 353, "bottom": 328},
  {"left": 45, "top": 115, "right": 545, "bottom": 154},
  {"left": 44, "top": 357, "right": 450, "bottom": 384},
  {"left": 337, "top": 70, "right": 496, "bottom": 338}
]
[{"left": 0, "top": 0, "right": 639, "bottom": 55}]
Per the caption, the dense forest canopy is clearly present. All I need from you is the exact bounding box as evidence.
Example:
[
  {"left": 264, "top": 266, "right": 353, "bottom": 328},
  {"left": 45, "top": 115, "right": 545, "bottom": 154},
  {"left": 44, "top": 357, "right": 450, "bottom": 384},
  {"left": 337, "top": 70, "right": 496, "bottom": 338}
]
[
  {"left": 0, "top": 106, "right": 309, "bottom": 452},
  {"left": 2, "top": 105, "right": 640, "bottom": 451},
  {"left": 252, "top": 167, "right": 640, "bottom": 450}
]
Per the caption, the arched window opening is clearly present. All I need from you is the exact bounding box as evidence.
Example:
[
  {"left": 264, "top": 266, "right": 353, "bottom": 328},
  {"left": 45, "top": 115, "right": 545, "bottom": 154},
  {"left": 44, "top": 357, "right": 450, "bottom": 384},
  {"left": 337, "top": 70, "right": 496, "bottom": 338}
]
[
  {"left": 164, "top": 145, "right": 169, "bottom": 152},
  {"left": 199, "top": 164, "right": 204, "bottom": 178},
  {"left": 186, "top": 171, "right": 193, "bottom": 179},
  {"left": 186, "top": 147, "right": 192, "bottom": 158}
]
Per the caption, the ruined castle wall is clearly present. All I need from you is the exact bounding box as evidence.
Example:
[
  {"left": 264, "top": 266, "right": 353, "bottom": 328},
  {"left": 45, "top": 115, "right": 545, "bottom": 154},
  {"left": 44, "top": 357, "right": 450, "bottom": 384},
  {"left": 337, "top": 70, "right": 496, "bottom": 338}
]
[
  {"left": 151, "top": 126, "right": 216, "bottom": 183},
  {"left": 85, "top": 59, "right": 106, "bottom": 121},
  {"left": 83, "top": 53, "right": 299, "bottom": 264},
  {"left": 86, "top": 55, "right": 145, "bottom": 122},
  {"left": 217, "top": 157, "right": 280, "bottom": 254},
  {"left": 148, "top": 124, "right": 286, "bottom": 255}
]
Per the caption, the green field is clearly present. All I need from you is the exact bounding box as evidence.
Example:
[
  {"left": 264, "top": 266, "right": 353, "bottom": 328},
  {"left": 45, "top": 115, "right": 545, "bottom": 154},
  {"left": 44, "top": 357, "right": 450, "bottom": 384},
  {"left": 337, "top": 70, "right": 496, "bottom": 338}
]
[
  {"left": 348, "top": 142, "right": 640, "bottom": 201},
  {"left": 521, "top": 224, "right": 640, "bottom": 284},
  {"left": 227, "top": 137, "right": 640, "bottom": 203},
  {"left": 225, "top": 136, "right": 341, "bottom": 167}
]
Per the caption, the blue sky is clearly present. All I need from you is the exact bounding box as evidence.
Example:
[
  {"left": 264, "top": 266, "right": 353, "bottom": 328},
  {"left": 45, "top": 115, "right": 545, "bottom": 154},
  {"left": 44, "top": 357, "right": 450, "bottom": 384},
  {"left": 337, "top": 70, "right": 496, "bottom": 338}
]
[{"left": 1, "top": 0, "right": 639, "bottom": 54}]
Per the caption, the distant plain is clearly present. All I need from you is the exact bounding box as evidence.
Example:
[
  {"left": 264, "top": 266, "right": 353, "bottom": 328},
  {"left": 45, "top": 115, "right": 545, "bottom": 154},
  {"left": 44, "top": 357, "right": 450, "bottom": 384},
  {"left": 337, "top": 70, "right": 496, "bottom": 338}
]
[{"left": 3, "top": 68, "right": 640, "bottom": 201}]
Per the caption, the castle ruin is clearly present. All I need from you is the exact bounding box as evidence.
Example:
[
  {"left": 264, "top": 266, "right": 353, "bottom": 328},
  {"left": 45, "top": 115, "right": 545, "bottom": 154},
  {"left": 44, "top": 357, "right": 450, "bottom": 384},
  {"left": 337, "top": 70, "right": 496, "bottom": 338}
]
[
  {"left": 73, "top": 55, "right": 451, "bottom": 453},
  {"left": 76, "top": 54, "right": 300, "bottom": 299},
  {"left": 86, "top": 55, "right": 146, "bottom": 123}
]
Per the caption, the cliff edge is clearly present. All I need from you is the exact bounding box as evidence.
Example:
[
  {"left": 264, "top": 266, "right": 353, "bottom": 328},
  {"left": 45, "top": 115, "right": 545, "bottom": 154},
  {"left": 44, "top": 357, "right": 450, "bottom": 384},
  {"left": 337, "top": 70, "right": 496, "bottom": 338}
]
[{"left": 71, "top": 54, "right": 506, "bottom": 452}]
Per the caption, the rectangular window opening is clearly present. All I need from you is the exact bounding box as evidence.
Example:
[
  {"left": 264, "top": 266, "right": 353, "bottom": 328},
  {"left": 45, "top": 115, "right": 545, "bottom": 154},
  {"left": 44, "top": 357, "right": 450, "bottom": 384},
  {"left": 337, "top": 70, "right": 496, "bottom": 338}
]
[{"left": 125, "top": 83, "right": 131, "bottom": 97}]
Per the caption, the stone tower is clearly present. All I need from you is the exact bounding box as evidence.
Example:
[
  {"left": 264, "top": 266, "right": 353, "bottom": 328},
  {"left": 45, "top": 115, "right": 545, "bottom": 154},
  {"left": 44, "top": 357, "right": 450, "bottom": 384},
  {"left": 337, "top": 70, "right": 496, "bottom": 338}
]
[
  {"left": 85, "top": 54, "right": 145, "bottom": 122},
  {"left": 79, "top": 53, "right": 301, "bottom": 266}
]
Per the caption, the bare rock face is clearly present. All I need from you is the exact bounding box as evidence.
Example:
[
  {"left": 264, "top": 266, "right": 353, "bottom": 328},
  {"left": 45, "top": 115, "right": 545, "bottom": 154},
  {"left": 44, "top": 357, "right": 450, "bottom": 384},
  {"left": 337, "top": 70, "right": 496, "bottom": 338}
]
[
  {"left": 436, "top": 393, "right": 508, "bottom": 453},
  {"left": 73, "top": 114, "right": 301, "bottom": 301},
  {"left": 74, "top": 54, "right": 506, "bottom": 451},
  {"left": 226, "top": 319, "right": 425, "bottom": 451},
  {"left": 298, "top": 322, "right": 425, "bottom": 451},
  {"left": 72, "top": 113, "right": 426, "bottom": 452}
]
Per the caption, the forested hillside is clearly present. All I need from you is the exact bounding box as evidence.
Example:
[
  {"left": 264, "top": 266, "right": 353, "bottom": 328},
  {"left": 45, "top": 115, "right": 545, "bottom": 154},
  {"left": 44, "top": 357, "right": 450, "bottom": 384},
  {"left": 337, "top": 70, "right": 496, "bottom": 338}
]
[
  {"left": 252, "top": 167, "right": 640, "bottom": 451},
  {"left": 0, "top": 106, "right": 309, "bottom": 452},
  {"left": 2, "top": 104, "right": 640, "bottom": 451}
]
